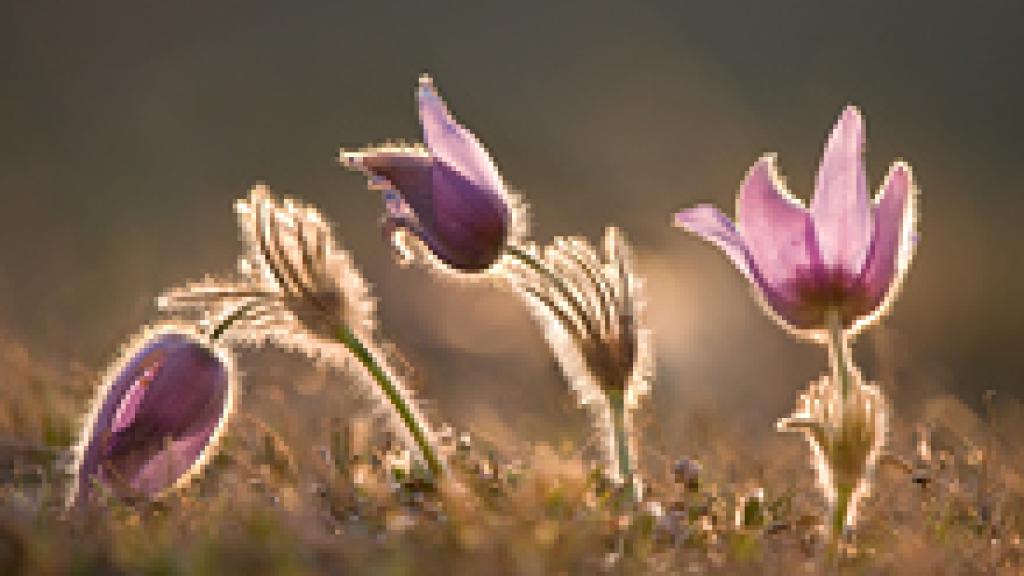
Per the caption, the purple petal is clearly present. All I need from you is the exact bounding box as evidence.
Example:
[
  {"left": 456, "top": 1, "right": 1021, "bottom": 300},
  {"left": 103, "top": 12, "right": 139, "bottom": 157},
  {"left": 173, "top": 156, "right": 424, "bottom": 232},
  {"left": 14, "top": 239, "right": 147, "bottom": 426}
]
[
  {"left": 736, "top": 157, "right": 816, "bottom": 302},
  {"left": 342, "top": 147, "right": 436, "bottom": 221},
  {"left": 857, "top": 162, "right": 916, "bottom": 316},
  {"left": 425, "top": 160, "right": 508, "bottom": 270},
  {"left": 811, "top": 106, "right": 873, "bottom": 275},
  {"left": 417, "top": 75, "right": 505, "bottom": 194},
  {"left": 342, "top": 143, "right": 508, "bottom": 271},
  {"left": 74, "top": 331, "right": 230, "bottom": 503},
  {"left": 673, "top": 204, "right": 754, "bottom": 281}
]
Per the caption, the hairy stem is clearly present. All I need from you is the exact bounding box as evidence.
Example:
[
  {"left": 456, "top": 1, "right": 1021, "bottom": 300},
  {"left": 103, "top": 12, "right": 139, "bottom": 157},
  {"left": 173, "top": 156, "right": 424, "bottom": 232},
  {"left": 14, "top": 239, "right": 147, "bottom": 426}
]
[
  {"left": 833, "top": 481, "right": 853, "bottom": 540},
  {"left": 608, "top": 390, "right": 636, "bottom": 504},
  {"left": 825, "top": 309, "right": 853, "bottom": 400},
  {"left": 335, "top": 325, "right": 444, "bottom": 480}
]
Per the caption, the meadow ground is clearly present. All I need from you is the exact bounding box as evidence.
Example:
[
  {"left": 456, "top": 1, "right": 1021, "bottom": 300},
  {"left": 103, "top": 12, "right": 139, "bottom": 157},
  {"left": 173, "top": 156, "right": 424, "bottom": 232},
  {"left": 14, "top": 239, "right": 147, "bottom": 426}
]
[{"left": 1, "top": 328, "right": 1022, "bottom": 576}]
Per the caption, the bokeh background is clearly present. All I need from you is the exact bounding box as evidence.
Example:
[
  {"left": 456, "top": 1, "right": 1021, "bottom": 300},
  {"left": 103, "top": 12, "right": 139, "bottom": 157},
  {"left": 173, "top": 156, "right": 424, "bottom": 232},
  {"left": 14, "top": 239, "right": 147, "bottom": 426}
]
[{"left": 1, "top": 3, "right": 1022, "bottom": 461}]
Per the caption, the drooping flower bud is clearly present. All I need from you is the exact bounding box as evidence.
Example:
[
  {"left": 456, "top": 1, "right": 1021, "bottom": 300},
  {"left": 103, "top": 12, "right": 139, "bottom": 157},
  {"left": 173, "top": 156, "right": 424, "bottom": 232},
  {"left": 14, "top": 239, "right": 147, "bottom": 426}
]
[
  {"left": 341, "top": 75, "right": 522, "bottom": 273},
  {"left": 70, "top": 326, "right": 234, "bottom": 505}
]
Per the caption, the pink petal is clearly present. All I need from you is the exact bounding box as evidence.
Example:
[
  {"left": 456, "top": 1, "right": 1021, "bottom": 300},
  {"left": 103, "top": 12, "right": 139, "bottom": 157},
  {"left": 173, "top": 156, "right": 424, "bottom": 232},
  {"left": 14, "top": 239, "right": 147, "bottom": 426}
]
[
  {"left": 736, "top": 157, "right": 816, "bottom": 297},
  {"left": 811, "top": 106, "right": 873, "bottom": 275},
  {"left": 417, "top": 75, "right": 505, "bottom": 193},
  {"left": 858, "top": 162, "right": 916, "bottom": 314},
  {"left": 673, "top": 205, "right": 754, "bottom": 281}
]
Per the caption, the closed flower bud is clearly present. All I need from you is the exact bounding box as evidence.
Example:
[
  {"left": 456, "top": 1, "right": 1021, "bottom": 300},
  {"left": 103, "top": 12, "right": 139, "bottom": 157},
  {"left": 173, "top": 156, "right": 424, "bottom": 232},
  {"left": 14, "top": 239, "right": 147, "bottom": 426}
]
[
  {"left": 70, "top": 327, "right": 234, "bottom": 505},
  {"left": 341, "top": 75, "right": 521, "bottom": 273}
]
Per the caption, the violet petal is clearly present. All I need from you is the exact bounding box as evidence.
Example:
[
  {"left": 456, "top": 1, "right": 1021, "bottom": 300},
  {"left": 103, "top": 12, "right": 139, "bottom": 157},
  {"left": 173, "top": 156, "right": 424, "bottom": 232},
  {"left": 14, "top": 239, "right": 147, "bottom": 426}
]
[
  {"left": 811, "top": 106, "right": 873, "bottom": 276},
  {"left": 736, "top": 157, "right": 816, "bottom": 304},
  {"left": 673, "top": 204, "right": 755, "bottom": 281},
  {"left": 417, "top": 75, "right": 504, "bottom": 193},
  {"left": 857, "top": 162, "right": 915, "bottom": 316},
  {"left": 426, "top": 160, "right": 508, "bottom": 271},
  {"left": 74, "top": 331, "right": 230, "bottom": 503},
  {"left": 344, "top": 148, "right": 436, "bottom": 222}
]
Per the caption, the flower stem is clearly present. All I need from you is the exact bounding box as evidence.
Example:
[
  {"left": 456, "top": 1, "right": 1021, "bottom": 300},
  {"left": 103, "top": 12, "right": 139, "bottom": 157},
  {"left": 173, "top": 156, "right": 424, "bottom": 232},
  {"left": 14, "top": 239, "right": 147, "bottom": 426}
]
[
  {"left": 825, "top": 309, "right": 853, "bottom": 400},
  {"left": 334, "top": 325, "right": 445, "bottom": 480},
  {"left": 206, "top": 304, "right": 444, "bottom": 480},
  {"left": 208, "top": 302, "right": 257, "bottom": 342},
  {"left": 608, "top": 389, "right": 636, "bottom": 504},
  {"left": 833, "top": 481, "right": 853, "bottom": 538}
]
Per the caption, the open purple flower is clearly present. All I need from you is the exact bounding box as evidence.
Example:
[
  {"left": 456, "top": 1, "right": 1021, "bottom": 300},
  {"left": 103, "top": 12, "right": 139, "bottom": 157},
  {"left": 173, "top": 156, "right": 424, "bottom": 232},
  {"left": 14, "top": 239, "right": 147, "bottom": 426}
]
[
  {"left": 674, "top": 106, "right": 917, "bottom": 338},
  {"left": 70, "top": 326, "right": 234, "bottom": 505},
  {"left": 341, "top": 75, "right": 518, "bottom": 273}
]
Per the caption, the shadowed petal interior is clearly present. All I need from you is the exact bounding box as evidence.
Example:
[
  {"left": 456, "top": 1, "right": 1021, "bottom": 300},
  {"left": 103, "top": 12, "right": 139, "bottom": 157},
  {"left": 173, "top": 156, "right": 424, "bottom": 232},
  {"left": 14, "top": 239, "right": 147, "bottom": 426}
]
[
  {"left": 343, "top": 148, "right": 436, "bottom": 222},
  {"left": 736, "top": 157, "right": 815, "bottom": 302}
]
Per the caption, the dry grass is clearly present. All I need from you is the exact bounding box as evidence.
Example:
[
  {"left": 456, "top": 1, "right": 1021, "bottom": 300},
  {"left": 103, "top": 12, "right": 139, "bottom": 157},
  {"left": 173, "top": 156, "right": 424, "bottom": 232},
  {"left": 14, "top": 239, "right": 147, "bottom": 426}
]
[{"left": 1, "top": 329, "right": 1022, "bottom": 575}]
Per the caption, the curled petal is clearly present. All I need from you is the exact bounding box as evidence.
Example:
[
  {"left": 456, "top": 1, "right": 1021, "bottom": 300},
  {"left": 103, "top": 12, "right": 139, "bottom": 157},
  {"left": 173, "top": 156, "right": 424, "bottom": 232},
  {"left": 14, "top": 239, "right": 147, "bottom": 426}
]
[
  {"left": 341, "top": 146, "right": 436, "bottom": 224},
  {"left": 673, "top": 204, "right": 755, "bottom": 282},
  {"left": 812, "top": 106, "right": 873, "bottom": 275}
]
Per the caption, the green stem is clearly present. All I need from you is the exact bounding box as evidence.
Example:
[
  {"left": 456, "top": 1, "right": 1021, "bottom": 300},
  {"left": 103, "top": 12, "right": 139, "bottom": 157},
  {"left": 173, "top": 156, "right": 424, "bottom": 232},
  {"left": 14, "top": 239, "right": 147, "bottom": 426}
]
[
  {"left": 608, "top": 390, "right": 636, "bottom": 504},
  {"left": 508, "top": 245, "right": 639, "bottom": 502},
  {"left": 208, "top": 302, "right": 256, "bottom": 342},
  {"left": 335, "top": 325, "right": 444, "bottom": 480},
  {"left": 825, "top": 309, "right": 853, "bottom": 400},
  {"left": 833, "top": 481, "right": 853, "bottom": 539}
]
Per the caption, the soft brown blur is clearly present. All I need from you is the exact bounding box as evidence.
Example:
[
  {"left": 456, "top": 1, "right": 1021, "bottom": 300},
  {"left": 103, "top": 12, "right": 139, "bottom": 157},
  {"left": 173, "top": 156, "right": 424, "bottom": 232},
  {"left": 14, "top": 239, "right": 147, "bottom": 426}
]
[{"left": 1, "top": 3, "right": 1022, "bottom": 456}]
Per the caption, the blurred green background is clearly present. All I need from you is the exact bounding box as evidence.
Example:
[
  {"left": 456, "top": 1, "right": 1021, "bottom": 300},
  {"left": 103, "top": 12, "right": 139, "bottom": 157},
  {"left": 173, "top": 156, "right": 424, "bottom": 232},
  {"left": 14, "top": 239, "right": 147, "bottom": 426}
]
[{"left": 1, "top": 2, "right": 1021, "bottom": 451}]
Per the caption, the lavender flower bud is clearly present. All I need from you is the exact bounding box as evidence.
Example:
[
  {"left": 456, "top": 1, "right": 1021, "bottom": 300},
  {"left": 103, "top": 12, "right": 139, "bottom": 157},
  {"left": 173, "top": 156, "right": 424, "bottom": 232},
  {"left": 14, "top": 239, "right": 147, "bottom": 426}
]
[{"left": 70, "top": 328, "right": 233, "bottom": 505}]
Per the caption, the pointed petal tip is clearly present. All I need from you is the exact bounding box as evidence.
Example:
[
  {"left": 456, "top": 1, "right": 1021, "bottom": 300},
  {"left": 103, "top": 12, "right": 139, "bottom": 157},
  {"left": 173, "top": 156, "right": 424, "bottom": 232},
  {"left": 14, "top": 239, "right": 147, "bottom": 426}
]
[
  {"left": 338, "top": 149, "right": 363, "bottom": 169},
  {"left": 841, "top": 104, "right": 863, "bottom": 123},
  {"left": 886, "top": 160, "right": 913, "bottom": 184},
  {"left": 746, "top": 153, "right": 780, "bottom": 179},
  {"left": 673, "top": 205, "right": 715, "bottom": 229},
  {"left": 417, "top": 74, "right": 441, "bottom": 106},
  {"left": 825, "top": 105, "right": 865, "bottom": 150}
]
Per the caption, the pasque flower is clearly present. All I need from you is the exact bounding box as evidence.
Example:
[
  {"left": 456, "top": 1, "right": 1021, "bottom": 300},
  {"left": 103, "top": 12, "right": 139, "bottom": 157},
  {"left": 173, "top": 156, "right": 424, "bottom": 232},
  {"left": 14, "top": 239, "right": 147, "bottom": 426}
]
[
  {"left": 508, "top": 228, "right": 652, "bottom": 500},
  {"left": 70, "top": 326, "right": 235, "bottom": 505},
  {"left": 341, "top": 75, "right": 520, "bottom": 273},
  {"left": 674, "top": 106, "right": 917, "bottom": 338},
  {"left": 160, "top": 187, "right": 446, "bottom": 479},
  {"left": 777, "top": 372, "right": 888, "bottom": 536},
  {"left": 675, "top": 106, "right": 919, "bottom": 537}
]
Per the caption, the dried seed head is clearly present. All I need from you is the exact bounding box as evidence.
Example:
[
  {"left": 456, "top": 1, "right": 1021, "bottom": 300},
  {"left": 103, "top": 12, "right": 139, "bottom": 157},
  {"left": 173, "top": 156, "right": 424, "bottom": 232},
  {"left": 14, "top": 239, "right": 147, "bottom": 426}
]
[
  {"left": 159, "top": 185, "right": 375, "bottom": 356},
  {"left": 508, "top": 227, "right": 653, "bottom": 480},
  {"left": 158, "top": 187, "right": 444, "bottom": 477}
]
